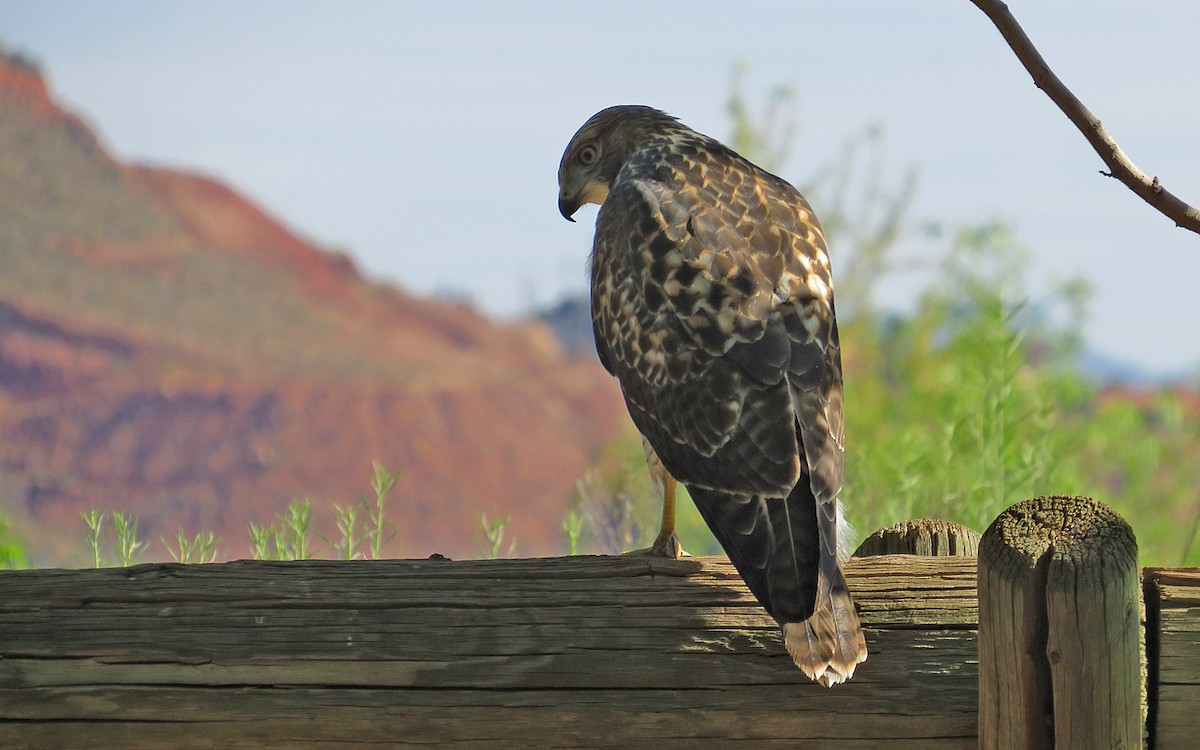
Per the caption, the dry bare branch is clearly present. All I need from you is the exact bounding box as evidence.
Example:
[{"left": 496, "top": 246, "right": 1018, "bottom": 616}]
[{"left": 970, "top": 0, "right": 1200, "bottom": 234}]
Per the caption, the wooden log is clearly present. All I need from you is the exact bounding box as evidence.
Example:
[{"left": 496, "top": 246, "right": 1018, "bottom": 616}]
[
  {"left": 854, "top": 518, "right": 981, "bottom": 557},
  {"left": 0, "top": 555, "right": 980, "bottom": 749},
  {"left": 1143, "top": 567, "right": 1200, "bottom": 749},
  {"left": 977, "top": 495, "right": 1143, "bottom": 750}
]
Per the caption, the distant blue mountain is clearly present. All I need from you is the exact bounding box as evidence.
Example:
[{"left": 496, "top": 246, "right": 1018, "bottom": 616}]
[
  {"left": 1076, "top": 348, "right": 1193, "bottom": 386},
  {"left": 535, "top": 295, "right": 596, "bottom": 358}
]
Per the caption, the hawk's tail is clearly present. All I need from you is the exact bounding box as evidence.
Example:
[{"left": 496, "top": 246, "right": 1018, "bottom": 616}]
[
  {"left": 688, "top": 483, "right": 867, "bottom": 687},
  {"left": 782, "top": 566, "right": 867, "bottom": 687}
]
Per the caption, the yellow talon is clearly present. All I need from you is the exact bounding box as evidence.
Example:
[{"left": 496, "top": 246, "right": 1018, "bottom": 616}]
[{"left": 621, "top": 440, "right": 689, "bottom": 559}]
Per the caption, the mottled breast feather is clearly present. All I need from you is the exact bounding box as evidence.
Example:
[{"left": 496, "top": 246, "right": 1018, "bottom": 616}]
[{"left": 591, "top": 129, "right": 844, "bottom": 502}]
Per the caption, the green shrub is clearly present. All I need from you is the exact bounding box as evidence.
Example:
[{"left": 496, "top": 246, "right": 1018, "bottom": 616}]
[{"left": 0, "top": 513, "right": 27, "bottom": 569}]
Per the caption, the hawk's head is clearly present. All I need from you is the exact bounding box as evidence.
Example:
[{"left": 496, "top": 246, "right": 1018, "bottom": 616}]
[{"left": 557, "top": 105, "right": 681, "bottom": 222}]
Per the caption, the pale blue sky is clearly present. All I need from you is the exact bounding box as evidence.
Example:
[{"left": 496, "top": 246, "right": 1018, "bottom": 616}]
[{"left": 5, "top": 1, "right": 1199, "bottom": 375}]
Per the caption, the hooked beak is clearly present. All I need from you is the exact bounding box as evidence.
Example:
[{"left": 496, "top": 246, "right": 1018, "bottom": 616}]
[{"left": 558, "top": 195, "right": 580, "bottom": 222}]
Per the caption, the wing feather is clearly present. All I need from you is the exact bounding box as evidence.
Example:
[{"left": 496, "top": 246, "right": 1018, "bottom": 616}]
[{"left": 592, "top": 141, "right": 839, "bottom": 501}]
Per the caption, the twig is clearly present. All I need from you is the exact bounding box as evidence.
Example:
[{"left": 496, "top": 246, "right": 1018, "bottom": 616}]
[{"left": 970, "top": 0, "right": 1200, "bottom": 234}]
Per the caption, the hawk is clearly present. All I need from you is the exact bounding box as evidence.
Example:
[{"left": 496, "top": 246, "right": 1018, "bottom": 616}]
[{"left": 557, "top": 105, "right": 867, "bottom": 686}]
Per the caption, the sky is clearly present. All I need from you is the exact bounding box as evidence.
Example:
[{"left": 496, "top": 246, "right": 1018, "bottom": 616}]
[{"left": 4, "top": 1, "right": 1199, "bottom": 377}]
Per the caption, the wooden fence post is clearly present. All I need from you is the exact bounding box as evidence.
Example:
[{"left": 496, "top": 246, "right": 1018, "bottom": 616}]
[
  {"left": 977, "top": 495, "right": 1143, "bottom": 749},
  {"left": 854, "top": 518, "right": 981, "bottom": 557},
  {"left": 1144, "top": 567, "right": 1200, "bottom": 747}
]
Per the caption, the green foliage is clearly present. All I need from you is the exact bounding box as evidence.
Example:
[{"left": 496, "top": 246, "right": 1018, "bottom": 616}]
[
  {"left": 0, "top": 513, "right": 27, "bottom": 569},
  {"left": 65, "top": 463, "right": 404, "bottom": 565},
  {"left": 844, "top": 225, "right": 1069, "bottom": 535},
  {"left": 330, "top": 502, "right": 364, "bottom": 561},
  {"left": 111, "top": 512, "right": 149, "bottom": 567},
  {"left": 843, "top": 224, "right": 1200, "bottom": 565},
  {"left": 364, "top": 461, "right": 400, "bottom": 560},
  {"left": 476, "top": 513, "right": 516, "bottom": 559},
  {"left": 81, "top": 509, "right": 104, "bottom": 568},
  {"left": 243, "top": 462, "right": 401, "bottom": 561},
  {"left": 79, "top": 509, "right": 148, "bottom": 568},
  {"left": 328, "top": 461, "right": 399, "bottom": 561},
  {"left": 247, "top": 522, "right": 275, "bottom": 561},
  {"left": 280, "top": 498, "right": 315, "bottom": 560},
  {"left": 248, "top": 498, "right": 315, "bottom": 561},
  {"left": 162, "top": 529, "right": 220, "bottom": 564},
  {"left": 562, "top": 508, "right": 583, "bottom": 556}
]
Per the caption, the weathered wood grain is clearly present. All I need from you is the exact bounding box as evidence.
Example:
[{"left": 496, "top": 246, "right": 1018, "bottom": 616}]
[
  {"left": 854, "top": 518, "right": 981, "bottom": 557},
  {"left": 1145, "top": 567, "right": 1200, "bottom": 750},
  {"left": 3, "top": 553, "right": 1197, "bottom": 748},
  {"left": 0, "top": 555, "right": 979, "bottom": 749}
]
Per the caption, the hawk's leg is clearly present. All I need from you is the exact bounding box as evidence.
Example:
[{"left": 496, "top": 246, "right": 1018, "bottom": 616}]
[{"left": 622, "top": 437, "right": 690, "bottom": 559}]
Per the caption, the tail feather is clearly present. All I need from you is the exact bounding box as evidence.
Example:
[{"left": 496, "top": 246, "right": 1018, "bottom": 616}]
[
  {"left": 783, "top": 574, "right": 867, "bottom": 686},
  {"left": 689, "top": 482, "right": 867, "bottom": 686}
]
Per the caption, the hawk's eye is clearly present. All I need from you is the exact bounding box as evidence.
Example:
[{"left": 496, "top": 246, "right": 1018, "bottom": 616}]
[{"left": 577, "top": 144, "right": 599, "bottom": 166}]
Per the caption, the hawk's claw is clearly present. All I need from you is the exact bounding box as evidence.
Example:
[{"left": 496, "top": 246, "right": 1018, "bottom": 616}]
[{"left": 621, "top": 532, "right": 690, "bottom": 560}]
